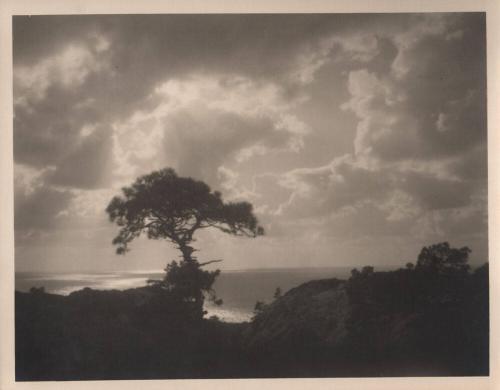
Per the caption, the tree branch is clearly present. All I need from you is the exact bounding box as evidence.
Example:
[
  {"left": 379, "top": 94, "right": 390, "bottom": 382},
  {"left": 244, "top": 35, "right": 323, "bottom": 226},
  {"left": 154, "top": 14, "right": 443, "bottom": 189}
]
[{"left": 198, "top": 259, "right": 223, "bottom": 267}]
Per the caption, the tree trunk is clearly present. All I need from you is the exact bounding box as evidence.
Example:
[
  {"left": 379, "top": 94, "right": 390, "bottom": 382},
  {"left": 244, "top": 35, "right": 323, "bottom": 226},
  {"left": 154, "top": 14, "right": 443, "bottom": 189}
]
[
  {"left": 179, "top": 243, "right": 195, "bottom": 263},
  {"left": 177, "top": 243, "right": 204, "bottom": 319}
]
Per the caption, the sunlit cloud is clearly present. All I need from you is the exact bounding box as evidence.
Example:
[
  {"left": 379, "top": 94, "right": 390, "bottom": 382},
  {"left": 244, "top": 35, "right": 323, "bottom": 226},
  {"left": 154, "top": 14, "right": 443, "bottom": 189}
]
[
  {"left": 111, "top": 74, "right": 310, "bottom": 187},
  {"left": 13, "top": 13, "right": 487, "bottom": 271}
]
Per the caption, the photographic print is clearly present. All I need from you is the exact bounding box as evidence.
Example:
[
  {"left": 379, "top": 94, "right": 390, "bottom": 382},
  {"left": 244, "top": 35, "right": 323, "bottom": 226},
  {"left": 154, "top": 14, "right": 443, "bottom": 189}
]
[{"left": 12, "top": 12, "right": 489, "bottom": 381}]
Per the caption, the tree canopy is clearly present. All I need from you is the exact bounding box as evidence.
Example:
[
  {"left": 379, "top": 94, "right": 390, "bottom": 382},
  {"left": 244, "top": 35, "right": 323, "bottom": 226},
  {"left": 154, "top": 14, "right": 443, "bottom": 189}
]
[
  {"left": 415, "top": 242, "right": 471, "bottom": 274},
  {"left": 106, "top": 168, "right": 264, "bottom": 318},
  {"left": 106, "top": 168, "right": 264, "bottom": 258}
]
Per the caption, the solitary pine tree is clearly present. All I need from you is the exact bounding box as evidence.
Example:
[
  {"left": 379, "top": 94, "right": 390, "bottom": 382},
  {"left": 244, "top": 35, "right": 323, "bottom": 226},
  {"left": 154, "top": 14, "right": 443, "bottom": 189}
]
[{"left": 106, "top": 168, "right": 264, "bottom": 318}]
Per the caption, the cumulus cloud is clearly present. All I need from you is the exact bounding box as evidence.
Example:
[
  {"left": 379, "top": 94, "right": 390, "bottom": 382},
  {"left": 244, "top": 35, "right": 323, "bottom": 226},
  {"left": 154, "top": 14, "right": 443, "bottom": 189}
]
[
  {"left": 14, "top": 36, "right": 110, "bottom": 107},
  {"left": 12, "top": 13, "right": 488, "bottom": 270},
  {"left": 341, "top": 14, "right": 486, "bottom": 165},
  {"left": 262, "top": 13, "right": 487, "bottom": 252},
  {"left": 275, "top": 156, "right": 473, "bottom": 219},
  {"left": 112, "top": 75, "right": 309, "bottom": 187},
  {"left": 390, "top": 13, "right": 450, "bottom": 78},
  {"left": 45, "top": 125, "right": 114, "bottom": 189},
  {"left": 290, "top": 31, "right": 380, "bottom": 84},
  {"left": 14, "top": 170, "right": 73, "bottom": 231},
  {"left": 267, "top": 159, "right": 485, "bottom": 251},
  {"left": 13, "top": 30, "right": 114, "bottom": 172},
  {"left": 400, "top": 171, "right": 473, "bottom": 211},
  {"left": 277, "top": 156, "right": 390, "bottom": 217}
]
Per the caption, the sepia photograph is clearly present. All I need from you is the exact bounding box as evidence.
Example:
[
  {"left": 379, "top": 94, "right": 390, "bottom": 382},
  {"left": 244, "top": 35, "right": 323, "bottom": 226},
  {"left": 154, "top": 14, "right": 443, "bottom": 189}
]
[{"left": 2, "top": 5, "right": 494, "bottom": 386}]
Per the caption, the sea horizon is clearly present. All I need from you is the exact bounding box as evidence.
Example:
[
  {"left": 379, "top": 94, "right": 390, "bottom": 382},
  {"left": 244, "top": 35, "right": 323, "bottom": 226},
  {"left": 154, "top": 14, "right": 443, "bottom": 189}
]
[{"left": 15, "top": 266, "right": 399, "bottom": 322}]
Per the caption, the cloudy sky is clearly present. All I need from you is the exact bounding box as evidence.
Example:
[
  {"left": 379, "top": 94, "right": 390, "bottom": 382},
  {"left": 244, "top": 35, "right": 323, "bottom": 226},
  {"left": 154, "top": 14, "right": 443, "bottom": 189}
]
[{"left": 13, "top": 13, "right": 487, "bottom": 272}]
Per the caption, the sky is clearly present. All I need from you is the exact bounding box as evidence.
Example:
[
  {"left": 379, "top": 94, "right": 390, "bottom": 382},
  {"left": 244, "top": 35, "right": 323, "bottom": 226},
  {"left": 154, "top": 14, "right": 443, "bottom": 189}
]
[{"left": 13, "top": 13, "right": 488, "bottom": 273}]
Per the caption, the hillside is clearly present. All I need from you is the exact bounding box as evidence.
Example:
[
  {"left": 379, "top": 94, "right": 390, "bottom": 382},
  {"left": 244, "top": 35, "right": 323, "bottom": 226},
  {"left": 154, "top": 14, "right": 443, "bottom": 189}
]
[
  {"left": 15, "top": 263, "right": 488, "bottom": 380},
  {"left": 244, "top": 264, "right": 489, "bottom": 376}
]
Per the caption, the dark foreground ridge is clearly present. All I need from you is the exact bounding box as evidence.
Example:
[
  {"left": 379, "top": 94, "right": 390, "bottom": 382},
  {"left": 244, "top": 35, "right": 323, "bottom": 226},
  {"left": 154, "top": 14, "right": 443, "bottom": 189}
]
[{"left": 16, "top": 263, "right": 488, "bottom": 380}]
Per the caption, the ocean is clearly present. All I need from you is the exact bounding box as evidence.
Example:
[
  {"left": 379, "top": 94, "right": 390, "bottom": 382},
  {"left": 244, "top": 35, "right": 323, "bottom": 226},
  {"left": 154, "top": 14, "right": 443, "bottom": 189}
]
[{"left": 15, "top": 267, "right": 356, "bottom": 322}]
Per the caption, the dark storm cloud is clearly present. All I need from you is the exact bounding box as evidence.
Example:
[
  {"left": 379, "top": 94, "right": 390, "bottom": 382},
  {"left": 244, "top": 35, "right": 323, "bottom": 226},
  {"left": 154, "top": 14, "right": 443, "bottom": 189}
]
[
  {"left": 398, "top": 14, "right": 486, "bottom": 160},
  {"left": 14, "top": 12, "right": 485, "bottom": 159},
  {"left": 44, "top": 125, "right": 114, "bottom": 189},
  {"left": 345, "top": 13, "right": 486, "bottom": 167},
  {"left": 14, "top": 185, "right": 73, "bottom": 231},
  {"left": 400, "top": 172, "right": 473, "bottom": 211},
  {"left": 14, "top": 13, "right": 468, "bottom": 183},
  {"left": 449, "top": 144, "right": 488, "bottom": 181},
  {"left": 298, "top": 12, "right": 488, "bottom": 244},
  {"left": 13, "top": 15, "right": 103, "bottom": 66},
  {"left": 13, "top": 13, "right": 357, "bottom": 174},
  {"left": 13, "top": 13, "right": 417, "bottom": 127},
  {"left": 13, "top": 14, "right": 399, "bottom": 68},
  {"left": 14, "top": 14, "right": 335, "bottom": 105},
  {"left": 277, "top": 156, "right": 475, "bottom": 220},
  {"left": 278, "top": 157, "right": 391, "bottom": 218},
  {"left": 12, "top": 13, "right": 488, "bottom": 268},
  {"left": 14, "top": 14, "right": 353, "bottom": 235},
  {"left": 14, "top": 83, "right": 106, "bottom": 167}
]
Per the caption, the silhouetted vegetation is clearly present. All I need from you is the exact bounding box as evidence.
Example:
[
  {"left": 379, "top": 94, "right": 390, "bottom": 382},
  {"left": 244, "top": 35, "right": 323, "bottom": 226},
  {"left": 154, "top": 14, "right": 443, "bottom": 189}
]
[
  {"left": 341, "top": 243, "right": 488, "bottom": 375},
  {"left": 252, "top": 287, "right": 282, "bottom": 318},
  {"left": 106, "top": 168, "right": 263, "bottom": 319},
  {"left": 16, "top": 242, "right": 488, "bottom": 380}
]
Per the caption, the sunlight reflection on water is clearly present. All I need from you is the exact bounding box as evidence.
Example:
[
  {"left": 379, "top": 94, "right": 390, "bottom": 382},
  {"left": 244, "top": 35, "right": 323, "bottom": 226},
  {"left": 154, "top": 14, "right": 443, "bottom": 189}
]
[{"left": 16, "top": 267, "right": 355, "bottom": 322}]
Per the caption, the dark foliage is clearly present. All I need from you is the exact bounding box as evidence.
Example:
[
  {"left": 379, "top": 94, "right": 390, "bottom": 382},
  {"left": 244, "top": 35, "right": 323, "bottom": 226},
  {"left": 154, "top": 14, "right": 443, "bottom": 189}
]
[
  {"left": 416, "top": 242, "right": 471, "bottom": 274},
  {"left": 343, "top": 262, "right": 488, "bottom": 375},
  {"left": 106, "top": 168, "right": 263, "bottom": 319},
  {"left": 106, "top": 168, "right": 263, "bottom": 256},
  {"left": 16, "top": 286, "right": 249, "bottom": 380},
  {"left": 247, "top": 243, "right": 488, "bottom": 376},
  {"left": 16, "top": 242, "right": 488, "bottom": 379}
]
